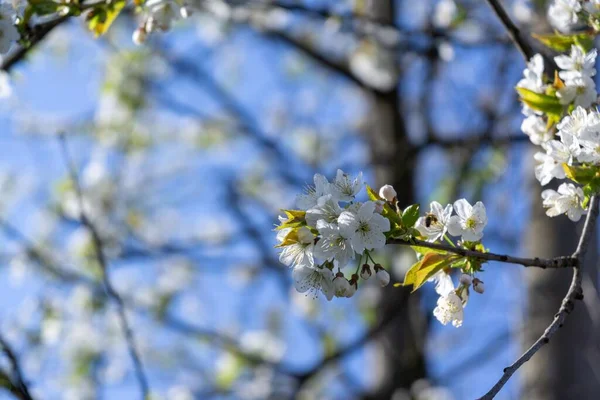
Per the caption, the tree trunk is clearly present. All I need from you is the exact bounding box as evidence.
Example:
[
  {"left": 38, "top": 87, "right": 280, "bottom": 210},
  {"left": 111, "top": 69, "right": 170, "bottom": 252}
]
[
  {"left": 364, "top": 1, "right": 428, "bottom": 397},
  {"left": 522, "top": 151, "right": 600, "bottom": 399}
]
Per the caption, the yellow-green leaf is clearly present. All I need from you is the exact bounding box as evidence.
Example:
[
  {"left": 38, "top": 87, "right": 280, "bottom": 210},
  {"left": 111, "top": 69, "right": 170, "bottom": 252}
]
[
  {"left": 403, "top": 252, "right": 461, "bottom": 291},
  {"left": 87, "top": 0, "right": 126, "bottom": 37},
  {"left": 516, "top": 87, "right": 563, "bottom": 117},
  {"left": 532, "top": 31, "right": 595, "bottom": 52},
  {"left": 275, "top": 229, "right": 299, "bottom": 248},
  {"left": 563, "top": 164, "right": 599, "bottom": 185}
]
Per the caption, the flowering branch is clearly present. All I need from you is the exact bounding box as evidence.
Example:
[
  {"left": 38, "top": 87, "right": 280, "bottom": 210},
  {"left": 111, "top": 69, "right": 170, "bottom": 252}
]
[
  {"left": 0, "top": 334, "right": 34, "bottom": 400},
  {"left": 58, "top": 135, "right": 150, "bottom": 399},
  {"left": 387, "top": 238, "right": 577, "bottom": 269},
  {"left": 478, "top": 195, "right": 599, "bottom": 399}
]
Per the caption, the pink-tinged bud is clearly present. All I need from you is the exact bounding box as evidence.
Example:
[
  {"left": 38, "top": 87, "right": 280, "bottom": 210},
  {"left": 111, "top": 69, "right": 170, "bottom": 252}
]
[
  {"left": 374, "top": 264, "right": 390, "bottom": 287},
  {"left": 473, "top": 278, "right": 485, "bottom": 294},
  {"left": 360, "top": 264, "right": 372, "bottom": 280},
  {"left": 132, "top": 27, "right": 147, "bottom": 45},
  {"left": 459, "top": 274, "right": 472, "bottom": 286},
  {"left": 379, "top": 184, "right": 397, "bottom": 202}
]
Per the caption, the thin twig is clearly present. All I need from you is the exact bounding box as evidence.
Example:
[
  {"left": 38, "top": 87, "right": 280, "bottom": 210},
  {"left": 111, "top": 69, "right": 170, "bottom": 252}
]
[
  {"left": 58, "top": 135, "right": 150, "bottom": 399},
  {"left": 478, "top": 196, "right": 600, "bottom": 399},
  {"left": 484, "top": 0, "right": 534, "bottom": 60},
  {"left": 387, "top": 238, "right": 577, "bottom": 269},
  {"left": 0, "top": 334, "right": 34, "bottom": 400}
]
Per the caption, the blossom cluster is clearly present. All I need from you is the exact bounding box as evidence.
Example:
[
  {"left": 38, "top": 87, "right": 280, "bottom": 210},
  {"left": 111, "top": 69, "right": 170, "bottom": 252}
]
[
  {"left": 413, "top": 200, "right": 488, "bottom": 327},
  {"left": 276, "top": 170, "right": 391, "bottom": 300},
  {"left": 132, "top": 0, "right": 192, "bottom": 45},
  {"left": 517, "top": 24, "right": 600, "bottom": 221},
  {"left": 276, "top": 171, "right": 489, "bottom": 328},
  {"left": 549, "top": 0, "right": 600, "bottom": 32}
]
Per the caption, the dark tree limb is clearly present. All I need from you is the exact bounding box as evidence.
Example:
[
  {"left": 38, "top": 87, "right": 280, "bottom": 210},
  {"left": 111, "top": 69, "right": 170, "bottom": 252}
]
[
  {"left": 387, "top": 238, "right": 577, "bottom": 269},
  {"left": 478, "top": 196, "right": 600, "bottom": 399},
  {"left": 58, "top": 135, "right": 150, "bottom": 399},
  {"left": 0, "top": 334, "right": 34, "bottom": 400}
]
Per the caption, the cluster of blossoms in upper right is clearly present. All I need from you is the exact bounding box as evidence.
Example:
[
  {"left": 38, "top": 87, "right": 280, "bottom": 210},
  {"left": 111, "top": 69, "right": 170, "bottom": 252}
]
[{"left": 518, "top": 0, "right": 600, "bottom": 222}]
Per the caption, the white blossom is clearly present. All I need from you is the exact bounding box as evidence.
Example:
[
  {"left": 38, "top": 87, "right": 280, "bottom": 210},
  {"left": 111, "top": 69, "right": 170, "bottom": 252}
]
[
  {"left": 296, "top": 173, "right": 331, "bottom": 210},
  {"left": 557, "top": 75, "right": 596, "bottom": 108},
  {"left": 548, "top": 0, "right": 582, "bottom": 31},
  {"left": 557, "top": 106, "right": 589, "bottom": 138},
  {"left": 293, "top": 265, "right": 334, "bottom": 300},
  {"left": 534, "top": 151, "right": 567, "bottom": 185},
  {"left": 338, "top": 202, "right": 391, "bottom": 254},
  {"left": 306, "top": 194, "right": 342, "bottom": 227},
  {"left": 143, "top": 0, "right": 189, "bottom": 33},
  {"left": 431, "top": 271, "right": 454, "bottom": 296},
  {"left": 517, "top": 54, "right": 545, "bottom": 94},
  {"left": 542, "top": 183, "right": 586, "bottom": 221},
  {"left": 415, "top": 201, "right": 453, "bottom": 242},
  {"left": 555, "top": 45, "right": 597, "bottom": 80},
  {"left": 447, "top": 199, "right": 487, "bottom": 242},
  {"left": 433, "top": 292, "right": 464, "bottom": 327},
  {"left": 522, "top": 115, "right": 553, "bottom": 145},
  {"left": 277, "top": 227, "right": 315, "bottom": 269},
  {"left": 379, "top": 184, "right": 397, "bottom": 202},
  {"left": 314, "top": 220, "right": 355, "bottom": 268},
  {"left": 329, "top": 169, "right": 363, "bottom": 202}
]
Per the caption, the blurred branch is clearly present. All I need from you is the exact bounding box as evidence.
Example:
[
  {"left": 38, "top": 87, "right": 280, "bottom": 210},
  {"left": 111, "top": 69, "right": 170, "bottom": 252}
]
[
  {"left": 0, "top": 16, "right": 68, "bottom": 72},
  {"left": 484, "top": 0, "right": 534, "bottom": 60},
  {"left": 0, "top": 334, "right": 34, "bottom": 400},
  {"left": 479, "top": 196, "right": 600, "bottom": 399},
  {"left": 387, "top": 237, "right": 577, "bottom": 269},
  {"left": 58, "top": 135, "right": 150, "bottom": 399}
]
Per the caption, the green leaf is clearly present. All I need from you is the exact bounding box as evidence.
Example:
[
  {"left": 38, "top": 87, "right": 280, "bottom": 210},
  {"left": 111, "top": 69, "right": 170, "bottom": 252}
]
[
  {"left": 532, "top": 31, "right": 595, "bottom": 52},
  {"left": 401, "top": 204, "right": 420, "bottom": 228},
  {"left": 87, "top": 0, "right": 126, "bottom": 37},
  {"left": 563, "top": 164, "right": 599, "bottom": 185},
  {"left": 516, "top": 87, "right": 563, "bottom": 117},
  {"left": 403, "top": 251, "right": 461, "bottom": 291},
  {"left": 365, "top": 184, "right": 381, "bottom": 201}
]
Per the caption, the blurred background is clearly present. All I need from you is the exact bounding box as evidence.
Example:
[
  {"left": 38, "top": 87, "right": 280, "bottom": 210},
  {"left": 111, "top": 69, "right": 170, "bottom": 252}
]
[{"left": 0, "top": 0, "right": 598, "bottom": 399}]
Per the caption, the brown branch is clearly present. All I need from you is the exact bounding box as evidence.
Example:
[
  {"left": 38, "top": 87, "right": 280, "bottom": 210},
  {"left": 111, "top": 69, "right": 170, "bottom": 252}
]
[
  {"left": 484, "top": 0, "right": 534, "bottom": 60},
  {"left": 58, "top": 135, "right": 150, "bottom": 399},
  {"left": 478, "top": 195, "right": 600, "bottom": 399},
  {"left": 387, "top": 238, "right": 577, "bottom": 269},
  {"left": 0, "top": 334, "right": 34, "bottom": 400}
]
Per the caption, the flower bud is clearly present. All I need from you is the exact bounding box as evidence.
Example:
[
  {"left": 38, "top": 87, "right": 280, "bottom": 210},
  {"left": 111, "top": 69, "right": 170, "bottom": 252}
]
[
  {"left": 297, "top": 226, "right": 314, "bottom": 244},
  {"left": 346, "top": 275, "right": 358, "bottom": 298},
  {"left": 333, "top": 272, "right": 353, "bottom": 297},
  {"left": 360, "top": 264, "right": 372, "bottom": 280},
  {"left": 374, "top": 264, "right": 390, "bottom": 287},
  {"left": 473, "top": 278, "right": 485, "bottom": 294},
  {"left": 459, "top": 274, "right": 472, "bottom": 286},
  {"left": 180, "top": 5, "right": 192, "bottom": 18},
  {"left": 374, "top": 200, "right": 385, "bottom": 214},
  {"left": 379, "top": 184, "right": 397, "bottom": 202},
  {"left": 132, "top": 27, "right": 147, "bottom": 45}
]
